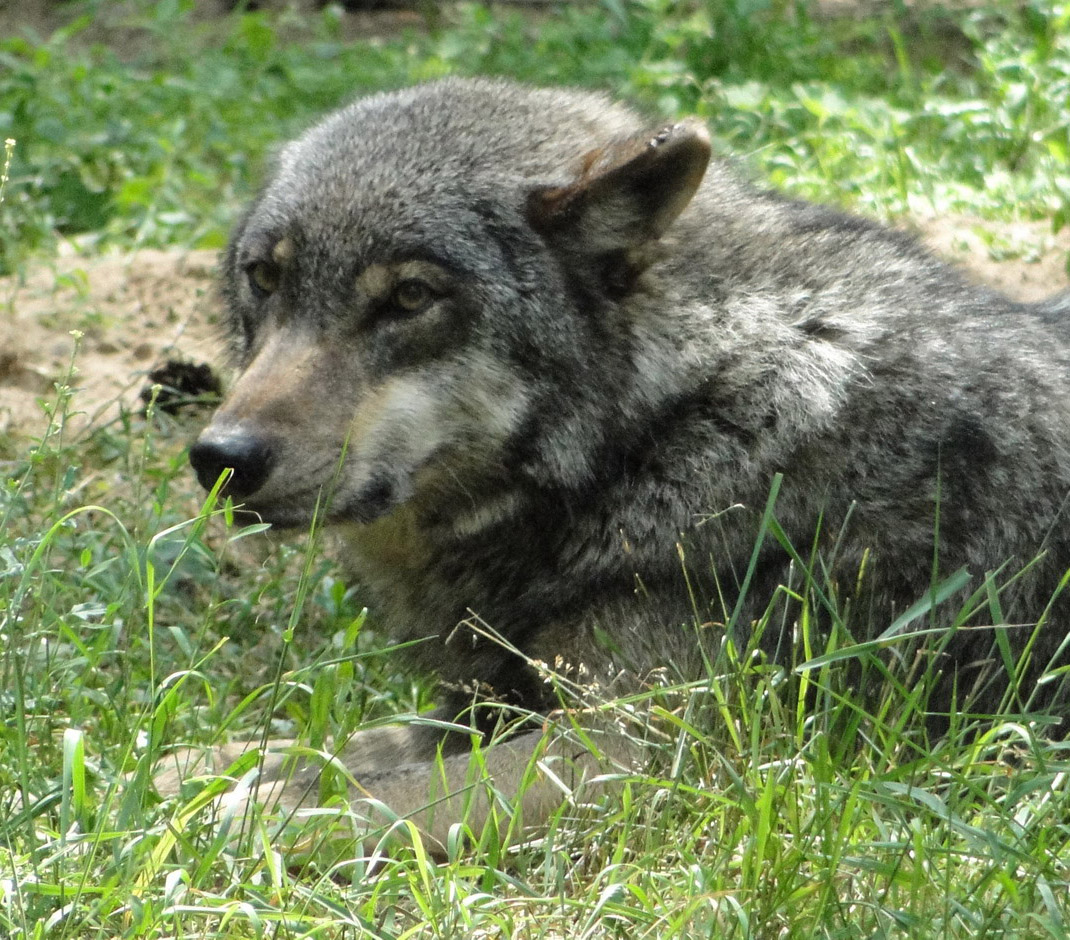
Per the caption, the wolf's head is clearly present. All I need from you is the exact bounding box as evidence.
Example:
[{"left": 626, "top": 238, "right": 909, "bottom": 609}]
[{"left": 191, "top": 78, "right": 710, "bottom": 528}]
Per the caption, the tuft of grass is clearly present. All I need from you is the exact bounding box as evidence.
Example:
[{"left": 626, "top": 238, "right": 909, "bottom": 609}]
[{"left": 0, "top": 137, "right": 14, "bottom": 207}]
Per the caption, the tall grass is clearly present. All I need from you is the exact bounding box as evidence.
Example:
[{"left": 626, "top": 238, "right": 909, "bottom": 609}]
[{"left": 2, "top": 1, "right": 1070, "bottom": 937}]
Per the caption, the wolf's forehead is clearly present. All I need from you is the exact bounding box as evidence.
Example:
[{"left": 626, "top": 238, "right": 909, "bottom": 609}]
[
  {"left": 269, "top": 126, "right": 510, "bottom": 235},
  {"left": 257, "top": 167, "right": 497, "bottom": 268}
]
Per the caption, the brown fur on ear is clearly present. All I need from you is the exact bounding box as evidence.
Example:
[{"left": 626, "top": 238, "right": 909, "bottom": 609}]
[{"left": 528, "top": 118, "right": 711, "bottom": 247}]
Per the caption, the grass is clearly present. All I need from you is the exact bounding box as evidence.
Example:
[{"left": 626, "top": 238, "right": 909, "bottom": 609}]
[{"left": 2, "top": 1, "right": 1070, "bottom": 937}]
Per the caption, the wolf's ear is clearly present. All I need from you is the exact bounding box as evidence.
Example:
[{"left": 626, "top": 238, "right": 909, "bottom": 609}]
[{"left": 527, "top": 118, "right": 711, "bottom": 254}]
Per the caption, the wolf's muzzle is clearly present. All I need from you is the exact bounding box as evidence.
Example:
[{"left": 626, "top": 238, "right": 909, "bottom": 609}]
[{"left": 189, "top": 424, "right": 275, "bottom": 498}]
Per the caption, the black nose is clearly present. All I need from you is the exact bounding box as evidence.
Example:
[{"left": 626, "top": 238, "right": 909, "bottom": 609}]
[{"left": 189, "top": 425, "right": 275, "bottom": 498}]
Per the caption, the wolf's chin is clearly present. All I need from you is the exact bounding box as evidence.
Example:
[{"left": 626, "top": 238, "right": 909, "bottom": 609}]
[
  {"left": 228, "top": 502, "right": 315, "bottom": 530},
  {"left": 335, "top": 481, "right": 406, "bottom": 526}
]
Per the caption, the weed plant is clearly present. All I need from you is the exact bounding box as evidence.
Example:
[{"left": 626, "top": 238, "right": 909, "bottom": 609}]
[{"left": 2, "top": 1, "right": 1070, "bottom": 937}]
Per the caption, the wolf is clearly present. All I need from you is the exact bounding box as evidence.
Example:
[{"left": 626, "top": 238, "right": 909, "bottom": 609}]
[{"left": 160, "top": 76, "right": 1070, "bottom": 850}]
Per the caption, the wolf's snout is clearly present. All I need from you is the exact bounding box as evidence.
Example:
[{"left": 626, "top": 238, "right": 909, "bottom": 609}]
[{"left": 189, "top": 425, "right": 275, "bottom": 498}]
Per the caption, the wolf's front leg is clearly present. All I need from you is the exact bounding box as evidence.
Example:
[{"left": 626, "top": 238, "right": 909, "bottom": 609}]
[{"left": 154, "top": 719, "right": 627, "bottom": 855}]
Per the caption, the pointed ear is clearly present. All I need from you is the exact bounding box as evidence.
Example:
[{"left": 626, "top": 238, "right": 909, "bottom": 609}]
[{"left": 527, "top": 118, "right": 711, "bottom": 253}]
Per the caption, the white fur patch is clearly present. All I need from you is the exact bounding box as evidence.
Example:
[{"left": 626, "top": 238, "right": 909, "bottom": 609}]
[{"left": 451, "top": 491, "right": 524, "bottom": 538}]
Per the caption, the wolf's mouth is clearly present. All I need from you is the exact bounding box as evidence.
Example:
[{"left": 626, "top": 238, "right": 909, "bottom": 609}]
[{"left": 232, "top": 473, "right": 405, "bottom": 530}]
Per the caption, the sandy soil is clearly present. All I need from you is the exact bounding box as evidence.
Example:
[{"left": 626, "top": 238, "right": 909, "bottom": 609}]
[
  {"left": 0, "top": 248, "right": 222, "bottom": 446},
  {"left": 1, "top": 217, "right": 1067, "bottom": 451}
]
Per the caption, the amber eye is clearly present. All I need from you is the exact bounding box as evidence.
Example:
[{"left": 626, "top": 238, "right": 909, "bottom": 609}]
[
  {"left": 391, "top": 279, "right": 434, "bottom": 315},
  {"left": 247, "top": 260, "right": 280, "bottom": 299}
]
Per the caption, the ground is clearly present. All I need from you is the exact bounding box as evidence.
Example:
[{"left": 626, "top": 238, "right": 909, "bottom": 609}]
[
  {"left": 0, "top": 248, "right": 221, "bottom": 446},
  {"left": 1, "top": 217, "right": 1067, "bottom": 450}
]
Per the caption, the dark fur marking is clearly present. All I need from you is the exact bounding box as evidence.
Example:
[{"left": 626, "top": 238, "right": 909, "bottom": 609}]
[
  {"left": 796, "top": 318, "right": 849, "bottom": 342},
  {"left": 943, "top": 413, "right": 998, "bottom": 468}
]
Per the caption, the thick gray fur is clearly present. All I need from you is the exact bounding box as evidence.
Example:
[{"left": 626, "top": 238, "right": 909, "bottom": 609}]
[{"left": 172, "top": 78, "right": 1070, "bottom": 844}]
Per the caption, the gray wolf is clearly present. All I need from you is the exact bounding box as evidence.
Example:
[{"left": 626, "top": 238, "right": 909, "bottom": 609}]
[{"left": 160, "top": 77, "right": 1070, "bottom": 850}]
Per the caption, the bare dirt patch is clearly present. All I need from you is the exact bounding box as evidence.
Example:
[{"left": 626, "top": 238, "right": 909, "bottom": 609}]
[
  {"left": 912, "top": 216, "right": 1070, "bottom": 302},
  {"left": 0, "top": 248, "right": 222, "bottom": 450},
  {"left": 1, "top": 217, "right": 1066, "bottom": 454}
]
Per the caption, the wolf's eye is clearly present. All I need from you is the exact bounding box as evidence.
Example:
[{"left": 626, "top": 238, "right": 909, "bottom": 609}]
[
  {"left": 247, "top": 261, "right": 280, "bottom": 299},
  {"left": 390, "top": 279, "right": 434, "bottom": 315}
]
